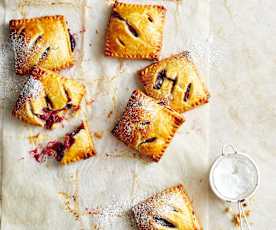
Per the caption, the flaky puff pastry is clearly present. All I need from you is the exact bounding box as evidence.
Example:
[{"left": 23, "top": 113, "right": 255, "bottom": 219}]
[
  {"left": 138, "top": 52, "right": 210, "bottom": 113},
  {"left": 112, "top": 90, "right": 184, "bottom": 162},
  {"left": 132, "top": 184, "right": 202, "bottom": 230},
  {"left": 9, "top": 15, "right": 74, "bottom": 75},
  {"left": 105, "top": 1, "right": 166, "bottom": 60},
  {"left": 13, "top": 67, "right": 85, "bottom": 129},
  {"left": 60, "top": 121, "right": 96, "bottom": 164}
]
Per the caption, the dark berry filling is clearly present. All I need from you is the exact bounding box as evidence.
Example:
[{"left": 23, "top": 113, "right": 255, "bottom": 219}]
[
  {"left": 153, "top": 216, "right": 176, "bottom": 228},
  {"left": 184, "top": 83, "right": 192, "bottom": 102},
  {"left": 154, "top": 70, "right": 166, "bottom": 90},
  {"left": 39, "top": 109, "right": 64, "bottom": 129},
  {"left": 40, "top": 47, "right": 50, "bottom": 61},
  {"left": 29, "top": 123, "right": 85, "bottom": 163},
  {"left": 30, "top": 148, "right": 44, "bottom": 163},
  {"left": 111, "top": 11, "right": 139, "bottom": 37},
  {"left": 44, "top": 141, "right": 65, "bottom": 161},
  {"left": 68, "top": 30, "right": 76, "bottom": 52}
]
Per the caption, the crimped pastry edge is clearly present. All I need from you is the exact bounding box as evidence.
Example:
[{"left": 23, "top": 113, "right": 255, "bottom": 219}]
[
  {"left": 9, "top": 15, "right": 74, "bottom": 75},
  {"left": 138, "top": 52, "right": 210, "bottom": 113},
  {"left": 60, "top": 120, "right": 96, "bottom": 165},
  {"left": 112, "top": 89, "right": 184, "bottom": 162},
  {"left": 132, "top": 184, "right": 202, "bottom": 230},
  {"left": 104, "top": 1, "right": 166, "bottom": 60}
]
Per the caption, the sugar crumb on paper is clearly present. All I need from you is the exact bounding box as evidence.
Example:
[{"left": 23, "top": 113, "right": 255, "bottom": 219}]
[
  {"left": 223, "top": 203, "right": 252, "bottom": 228},
  {"left": 28, "top": 133, "right": 46, "bottom": 145},
  {"left": 58, "top": 170, "right": 140, "bottom": 229},
  {"left": 94, "top": 131, "right": 103, "bottom": 139},
  {"left": 232, "top": 210, "right": 251, "bottom": 227}
]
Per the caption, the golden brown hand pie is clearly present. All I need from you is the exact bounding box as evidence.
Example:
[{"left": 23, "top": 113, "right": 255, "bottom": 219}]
[
  {"left": 132, "top": 184, "right": 202, "bottom": 230},
  {"left": 105, "top": 1, "right": 166, "bottom": 60},
  {"left": 9, "top": 15, "right": 74, "bottom": 75},
  {"left": 112, "top": 90, "right": 184, "bottom": 162},
  {"left": 138, "top": 52, "right": 210, "bottom": 113},
  {"left": 13, "top": 67, "right": 85, "bottom": 129},
  {"left": 30, "top": 121, "right": 96, "bottom": 165}
]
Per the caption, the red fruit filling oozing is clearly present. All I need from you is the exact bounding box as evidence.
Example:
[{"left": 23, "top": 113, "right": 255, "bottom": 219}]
[
  {"left": 39, "top": 109, "right": 64, "bottom": 129},
  {"left": 29, "top": 123, "right": 84, "bottom": 163}
]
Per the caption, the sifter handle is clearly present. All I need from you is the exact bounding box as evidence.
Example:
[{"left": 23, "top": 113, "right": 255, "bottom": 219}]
[
  {"left": 222, "top": 144, "right": 238, "bottom": 156},
  {"left": 238, "top": 201, "right": 251, "bottom": 230}
]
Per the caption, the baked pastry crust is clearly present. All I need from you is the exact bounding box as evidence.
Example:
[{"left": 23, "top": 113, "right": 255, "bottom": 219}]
[
  {"left": 132, "top": 184, "right": 202, "bottom": 230},
  {"left": 9, "top": 15, "right": 74, "bottom": 75},
  {"left": 61, "top": 121, "right": 96, "bottom": 164},
  {"left": 13, "top": 67, "right": 85, "bottom": 129},
  {"left": 112, "top": 90, "right": 184, "bottom": 162},
  {"left": 105, "top": 1, "right": 166, "bottom": 60},
  {"left": 138, "top": 52, "right": 210, "bottom": 113}
]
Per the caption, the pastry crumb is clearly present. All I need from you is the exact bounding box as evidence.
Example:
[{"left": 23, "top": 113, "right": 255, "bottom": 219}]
[
  {"left": 86, "top": 98, "right": 95, "bottom": 106},
  {"left": 80, "top": 27, "right": 86, "bottom": 33},
  {"left": 242, "top": 202, "right": 248, "bottom": 207},
  {"left": 94, "top": 131, "right": 103, "bottom": 139},
  {"left": 107, "top": 110, "right": 113, "bottom": 118},
  {"left": 224, "top": 207, "right": 231, "bottom": 213},
  {"left": 232, "top": 210, "right": 251, "bottom": 227},
  {"left": 28, "top": 133, "right": 44, "bottom": 145},
  {"left": 91, "top": 223, "right": 100, "bottom": 230}
]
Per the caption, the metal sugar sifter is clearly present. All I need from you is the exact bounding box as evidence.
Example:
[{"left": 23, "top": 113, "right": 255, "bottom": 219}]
[{"left": 209, "top": 145, "right": 260, "bottom": 230}]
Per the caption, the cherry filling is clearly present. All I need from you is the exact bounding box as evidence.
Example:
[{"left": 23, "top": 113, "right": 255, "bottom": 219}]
[
  {"left": 43, "top": 141, "right": 65, "bottom": 161},
  {"left": 111, "top": 11, "right": 139, "bottom": 37},
  {"left": 39, "top": 109, "right": 64, "bottom": 129},
  {"left": 29, "top": 123, "right": 85, "bottom": 163},
  {"left": 68, "top": 29, "right": 76, "bottom": 52},
  {"left": 153, "top": 216, "right": 176, "bottom": 228}
]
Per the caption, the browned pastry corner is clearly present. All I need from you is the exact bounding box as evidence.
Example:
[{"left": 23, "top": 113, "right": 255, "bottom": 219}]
[
  {"left": 112, "top": 89, "right": 184, "bottom": 162},
  {"left": 132, "top": 184, "right": 202, "bottom": 230},
  {"left": 60, "top": 121, "right": 96, "bottom": 164},
  {"left": 104, "top": 1, "right": 166, "bottom": 60},
  {"left": 13, "top": 67, "right": 85, "bottom": 129},
  {"left": 138, "top": 52, "right": 210, "bottom": 113},
  {"left": 9, "top": 15, "right": 74, "bottom": 75}
]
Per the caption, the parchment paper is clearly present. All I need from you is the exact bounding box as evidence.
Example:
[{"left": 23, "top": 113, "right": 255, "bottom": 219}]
[
  {"left": 1, "top": 0, "right": 275, "bottom": 229},
  {"left": 0, "top": 0, "right": 209, "bottom": 229}
]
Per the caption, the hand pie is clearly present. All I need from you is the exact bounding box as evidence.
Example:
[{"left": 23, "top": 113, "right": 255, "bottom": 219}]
[
  {"left": 105, "top": 1, "right": 166, "bottom": 60},
  {"left": 132, "top": 184, "right": 202, "bottom": 230},
  {"left": 13, "top": 67, "right": 85, "bottom": 129},
  {"left": 30, "top": 121, "right": 96, "bottom": 165},
  {"left": 112, "top": 90, "right": 184, "bottom": 162},
  {"left": 138, "top": 52, "right": 210, "bottom": 113},
  {"left": 9, "top": 15, "right": 74, "bottom": 75}
]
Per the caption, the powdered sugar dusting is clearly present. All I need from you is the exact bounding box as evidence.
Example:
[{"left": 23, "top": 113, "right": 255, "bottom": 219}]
[
  {"left": 132, "top": 188, "right": 184, "bottom": 229},
  {"left": 21, "top": 77, "right": 42, "bottom": 99},
  {"left": 15, "top": 76, "right": 43, "bottom": 110},
  {"left": 10, "top": 31, "right": 30, "bottom": 72},
  {"left": 112, "top": 90, "right": 158, "bottom": 145},
  {"left": 0, "top": 40, "right": 26, "bottom": 103}
]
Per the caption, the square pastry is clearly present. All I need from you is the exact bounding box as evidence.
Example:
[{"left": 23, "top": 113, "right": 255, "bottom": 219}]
[
  {"left": 138, "top": 52, "right": 210, "bottom": 113},
  {"left": 13, "top": 67, "right": 85, "bottom": 129},
  {"left": 112, "top": 90, "right": 184, "bottom": 162},
  {"left": 30, "top": 121, "right": 96, "bottom": 165},
  {"left": 105, "top": 1, "right": 166, "bottom": 60},
  {"left": 9, "top": 15, "right": 75, "bottom": 75},
  {"left": 132, "top": 184, "right": 202, "bottom": 230}
]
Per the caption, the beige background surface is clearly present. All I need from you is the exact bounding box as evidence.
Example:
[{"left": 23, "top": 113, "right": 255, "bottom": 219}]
[{"left": 0, "top": 0, "right": 275, "bottom": 229}]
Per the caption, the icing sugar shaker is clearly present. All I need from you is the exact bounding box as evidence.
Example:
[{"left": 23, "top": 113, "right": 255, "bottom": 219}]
[{"left": 209, "top": 145, "right": 260, "bottom": 230}]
